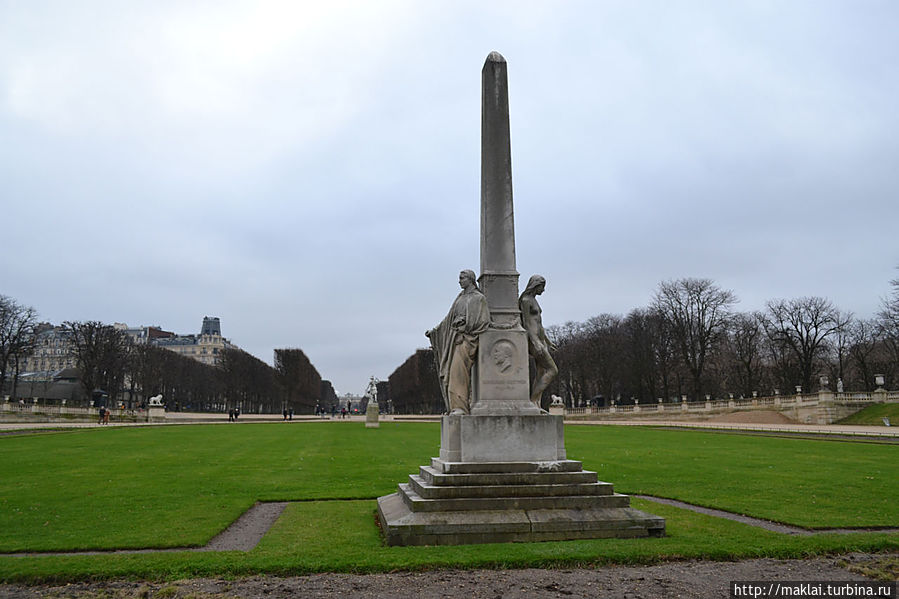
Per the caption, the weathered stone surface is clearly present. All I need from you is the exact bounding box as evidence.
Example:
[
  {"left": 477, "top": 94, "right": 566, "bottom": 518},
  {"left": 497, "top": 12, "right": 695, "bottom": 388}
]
[
  {"left": 439, "top": 414, "right": 565, "bottom": 463},
  {"left": 378, "top": 490, "right": 665, "bottom": 546},
  {"left": 430, "top": 458, "right": 583, "bottom": 474},
  {"left": 419, "top": 465, "right": 598, "bottom": 486},
  {"left": 408, "top": 475, "right": 613, "bottom": 499},
  {"left": 365, "top": 401, "right": 379, "bottom": 428},
  {"left": 527, "top": 507, "right": 665, "bottom": 534},
  {"left": 479, "top": 51, "right": 519, "bottom": 328},
  {"left": 472, "top": 329, "right": 538, "bottom": 415},
  {"left": 398, "top": 483, "right": 632, "bottom": 512}
]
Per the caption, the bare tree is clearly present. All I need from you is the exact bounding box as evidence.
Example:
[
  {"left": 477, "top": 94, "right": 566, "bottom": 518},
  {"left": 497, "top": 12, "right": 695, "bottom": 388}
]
[
  {"left": 726, "top": 311, "right": 765, "bottom": 397},
  {"left": 880, "top": 271, "right": 899, "bottom": 326},
  {"left": 583, "top": 314, "right": 625, "bottom": 402},
  {"left": 828, "top": 309, "right": 856, "bottom": 387},
  {"left": 64, "top": 321, "right": 132, "bottom": 404},
  {"left": 546, "top": 321, "right": 589, "bottom": 406},
  {"left": 878, "top": 271, "right": 899, "bottom": 382},
  {"left": 0, "top": 295, "right": 38, "bottom": 396},
  {"left": 846, "top": 318, "right": 893, "bottom": 391},
  {"left": 621, "top": 308, "right": 679, "bottom": 402},
  {"left": 653, "top": 278, "right": 737, "bottom": 400},
  {"left": 763, "top": 297, "right": 843, "bottom": 393}
]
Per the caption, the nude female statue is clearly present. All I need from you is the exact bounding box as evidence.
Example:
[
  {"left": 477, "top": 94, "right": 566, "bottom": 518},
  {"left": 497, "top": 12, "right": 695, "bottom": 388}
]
[{"left": 519, "top": 275, "right": 558, "bottom": 407}]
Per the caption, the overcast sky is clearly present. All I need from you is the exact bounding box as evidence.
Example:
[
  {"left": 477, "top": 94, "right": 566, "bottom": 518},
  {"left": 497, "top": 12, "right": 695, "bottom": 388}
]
[{"left": 2, "top": 1, "right": 897, "bottom": 395}]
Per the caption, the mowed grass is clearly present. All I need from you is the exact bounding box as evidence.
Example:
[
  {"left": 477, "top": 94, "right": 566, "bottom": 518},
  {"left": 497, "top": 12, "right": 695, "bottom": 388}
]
[
  {"left": 0, "top": 422, "right": 897, "bottom": 581},
  {"left": 566, "top": 426, "right": 898, "bottom": 528},
  {"left": 837, "top": 402, "right": 899, "bottom": 426},
  {"left": 0, "top": 422, "right": 438, "bottom": 552}
]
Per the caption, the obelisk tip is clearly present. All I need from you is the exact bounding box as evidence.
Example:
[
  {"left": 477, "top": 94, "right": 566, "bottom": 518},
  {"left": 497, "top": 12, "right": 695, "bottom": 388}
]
[{"left": 486, "top": 51, "right": 506, "bottom": 64}]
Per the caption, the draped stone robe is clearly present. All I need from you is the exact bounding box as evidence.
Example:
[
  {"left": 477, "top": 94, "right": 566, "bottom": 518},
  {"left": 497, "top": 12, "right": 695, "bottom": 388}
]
[{"left": 428, "top": 287, "right": 490, "bottom": 413}]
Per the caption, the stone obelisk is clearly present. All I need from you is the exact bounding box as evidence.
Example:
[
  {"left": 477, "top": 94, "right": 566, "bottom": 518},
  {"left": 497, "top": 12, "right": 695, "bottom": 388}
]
[
  {"left": 479, "top": 51, "right": 519, "bottom": 327},
  {"left": 471, "top": 51, "right": 541, "bottom": 416},
  {"left": 376, "top": 52, "right": 665, "bottom": 545}
]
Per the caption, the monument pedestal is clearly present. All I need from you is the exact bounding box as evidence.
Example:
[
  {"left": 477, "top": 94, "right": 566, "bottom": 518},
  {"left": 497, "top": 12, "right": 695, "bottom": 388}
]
[
  {"left": 377, "top": 415, "right": 665, "bottom": 546},
  {"left": 147, "top": 406, "right": 165, "bottom": 422},
  {"left": 365, "top": 401, "right": 380, "bottom": 428},
  {"left": 439, "top": 414, "right": 564, "bottom": 462}
]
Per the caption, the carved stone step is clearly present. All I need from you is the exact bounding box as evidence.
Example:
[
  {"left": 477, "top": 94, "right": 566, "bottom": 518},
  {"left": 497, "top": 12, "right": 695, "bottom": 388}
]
[
  {"left": 397, "top": 483, "right": 631, "bottom": 512},
  {"left": 408, "top": 474, "right": 613, "bottom": 499},
  {"left": 378, "top": 492, "right": 666, "bottom": 546},
  {"left": 431, "top": 458, "right": 583, "bottom": 474},
  {"left": 419, "top": 465, "right": 599, "bottom": 487}
]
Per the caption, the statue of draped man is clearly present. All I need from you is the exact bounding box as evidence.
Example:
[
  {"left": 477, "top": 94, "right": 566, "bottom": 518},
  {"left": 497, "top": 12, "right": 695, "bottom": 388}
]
[{"left": 426, "top": 269, "right": 490, "bottom": 414}]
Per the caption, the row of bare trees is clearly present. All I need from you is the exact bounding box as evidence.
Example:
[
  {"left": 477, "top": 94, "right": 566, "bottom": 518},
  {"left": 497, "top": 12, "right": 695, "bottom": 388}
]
[
  {"left": 547, "top": 277, "right": 899, "bottom": 406},
  {"left": 1, "top": 295, "right": 330, "bottom": 414},
  {"left": 0, "top": 295, "right": 38, "bottom": 398},
  {"left": 378, "top": 276, "right": 899, "bottom": 412}
]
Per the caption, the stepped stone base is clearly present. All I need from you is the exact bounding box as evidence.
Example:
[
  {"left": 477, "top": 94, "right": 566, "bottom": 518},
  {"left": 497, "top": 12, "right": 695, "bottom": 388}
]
[{"left": 378, "top": 416, "right": 665, "bottom": 545}]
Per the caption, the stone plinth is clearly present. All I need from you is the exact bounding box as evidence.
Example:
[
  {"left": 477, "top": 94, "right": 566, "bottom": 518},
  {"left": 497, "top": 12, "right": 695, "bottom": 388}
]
[
  {"left": 147, "top": 406, "right": 165, "bottom": 422},
  {"left": 365, "top": 402, "right": 380, "bottom": 428},
  {"left": 439, "top": 414, "right": 564, "bottom": 462}
]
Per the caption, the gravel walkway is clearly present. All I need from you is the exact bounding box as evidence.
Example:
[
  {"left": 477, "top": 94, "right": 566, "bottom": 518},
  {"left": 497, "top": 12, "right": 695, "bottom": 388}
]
[
  {"left": 203, "top": 502, "right": 288, "bottom": 551},
  {"left": 0, "top": 554, "right": 894, "bottom": 598},
  {"left": 635, "top": 495, "right": 899, "bottom": 535}
]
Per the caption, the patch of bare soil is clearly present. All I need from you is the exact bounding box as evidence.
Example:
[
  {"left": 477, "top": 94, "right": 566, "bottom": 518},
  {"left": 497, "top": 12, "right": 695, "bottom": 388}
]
[
  {"left": 707, "top": 410, "right": 797, "bottom": 424},
  {"left": 1, "top": 554, "right": 895, "bottom": 598}
]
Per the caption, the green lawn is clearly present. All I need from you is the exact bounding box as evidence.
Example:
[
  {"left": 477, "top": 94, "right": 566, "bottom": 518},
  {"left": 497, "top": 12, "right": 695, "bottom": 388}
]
[
  {"left": 0, "top": 423, "right": 437, "bottom": 552},
  {"left": 837, "top": 402, "right": 899, "bottom": 426},
  {"left": 566, "top": 426, "right": 897, "bottom": 528},
  {"left": 0, "top": 422, "right": 897, "bottom": 582}
]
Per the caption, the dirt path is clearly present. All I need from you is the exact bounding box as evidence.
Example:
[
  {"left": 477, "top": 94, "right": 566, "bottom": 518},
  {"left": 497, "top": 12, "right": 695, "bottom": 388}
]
[{"left": 1, "top": 554, "right": 894, "bottom": 598}]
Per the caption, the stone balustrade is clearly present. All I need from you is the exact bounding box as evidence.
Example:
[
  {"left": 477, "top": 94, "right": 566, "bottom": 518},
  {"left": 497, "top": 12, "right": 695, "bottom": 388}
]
[{"left": 562, "top": 388, "right": 895, "bottom": 424}]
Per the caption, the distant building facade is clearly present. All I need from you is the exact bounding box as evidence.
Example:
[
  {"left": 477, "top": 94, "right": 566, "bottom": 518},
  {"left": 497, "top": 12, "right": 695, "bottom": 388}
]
[
  {"left": 152, "top": 316, "right": 236, "bottom": 366},
  {"left": 16, "top": 323, "right": 75, "bottom": 378},
  {"left": 114, "top": 323, "right": 175, "bottom": 345},
  {"left": 15, "top": 317, "right": 233, "bottom": 378}
]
